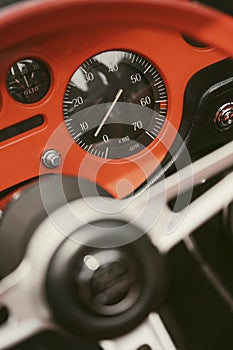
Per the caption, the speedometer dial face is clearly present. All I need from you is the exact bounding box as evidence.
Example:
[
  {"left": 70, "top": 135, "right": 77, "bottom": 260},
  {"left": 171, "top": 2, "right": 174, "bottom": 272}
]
[{"left": 63, "top": 50, "right": 168, "bottom": 159}]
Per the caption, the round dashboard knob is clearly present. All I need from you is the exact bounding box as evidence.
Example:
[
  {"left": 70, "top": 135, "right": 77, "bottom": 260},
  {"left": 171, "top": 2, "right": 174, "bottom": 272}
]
[{"left": 214, "top": 102, "right": 233, "bottom": 131}]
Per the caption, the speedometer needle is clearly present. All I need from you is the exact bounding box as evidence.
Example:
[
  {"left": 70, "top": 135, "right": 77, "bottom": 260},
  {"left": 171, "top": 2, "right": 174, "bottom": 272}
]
[{"left": 94, "top": 88, "right": 123, "bottom": 137}]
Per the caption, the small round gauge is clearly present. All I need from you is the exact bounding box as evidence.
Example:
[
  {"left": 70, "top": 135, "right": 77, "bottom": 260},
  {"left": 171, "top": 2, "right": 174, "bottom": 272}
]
[
  {"left": 7, "top": 58, "right": 51, "bottom": 104},
  {"left": 63, "top": 50, "right": 168, "bottom": 159}
]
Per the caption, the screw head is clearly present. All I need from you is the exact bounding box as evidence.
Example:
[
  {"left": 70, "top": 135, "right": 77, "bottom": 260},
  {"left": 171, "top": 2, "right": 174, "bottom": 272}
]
[{"left": 42, "top": 150, "right": 61, "bottom": 169}]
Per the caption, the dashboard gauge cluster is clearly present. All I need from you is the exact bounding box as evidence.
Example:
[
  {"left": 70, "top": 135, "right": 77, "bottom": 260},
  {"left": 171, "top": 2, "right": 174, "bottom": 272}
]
[
  {"left": 0, "top": 12, "right": 226, "bottom": 197},
  {"left": 63, "top": 50, "right": 168, "bottom": 159},
  {"left": 7, "top": 58, "right": 51, "bottom": 104}
]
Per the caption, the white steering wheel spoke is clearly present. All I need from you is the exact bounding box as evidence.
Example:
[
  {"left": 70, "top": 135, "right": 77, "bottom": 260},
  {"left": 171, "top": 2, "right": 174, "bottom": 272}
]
[
  {"left": 0, "top": 319, "right": 43, "bottom": 350},
  {"left": 149, "top": 171, "right": 233, "bottom": 253},
  {"left": 35, "top": 141, "right": 233, "bottom": 256},
  {"left": 0, "top": 263, "right": 51, "bottom": 349},
  {"left": 125, "top": 140, "right": 233, "bottom": 253},
  {"left": 100, "top": 313, "right": 177, "bottom": 350}
]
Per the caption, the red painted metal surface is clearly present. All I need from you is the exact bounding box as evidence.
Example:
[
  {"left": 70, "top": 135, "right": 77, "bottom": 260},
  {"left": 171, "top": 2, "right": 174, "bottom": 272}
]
[{"left": 0, "top": 0, "right": 232, "bottom": 199}]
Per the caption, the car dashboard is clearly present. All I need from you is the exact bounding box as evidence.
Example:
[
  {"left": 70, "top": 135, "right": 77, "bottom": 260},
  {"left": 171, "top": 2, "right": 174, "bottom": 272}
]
[
  {"left": 0, "top": 9, "right": 228, "bottom": 199},
  {"left": 0, "top": 1, "right": 232, "bottom": 350}
]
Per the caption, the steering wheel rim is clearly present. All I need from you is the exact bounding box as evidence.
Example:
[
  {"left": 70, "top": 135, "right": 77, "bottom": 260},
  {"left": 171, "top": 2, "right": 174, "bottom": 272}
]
[{"left": 0, "top": 1, "right": 232, "bottom": 350}]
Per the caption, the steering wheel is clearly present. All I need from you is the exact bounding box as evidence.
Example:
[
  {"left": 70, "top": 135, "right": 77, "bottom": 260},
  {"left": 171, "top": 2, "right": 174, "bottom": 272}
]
[{"left": 0, "top": 1, "right": 232, "bottom": 349}]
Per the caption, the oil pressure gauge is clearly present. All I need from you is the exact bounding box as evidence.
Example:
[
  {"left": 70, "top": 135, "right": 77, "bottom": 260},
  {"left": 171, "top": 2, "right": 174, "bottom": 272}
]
[
  {"left": 7, "top": 58, "right": 51, "bottom": 104},
  {"left": 63, "top": 50, "right": 168, "bottom": 159}
]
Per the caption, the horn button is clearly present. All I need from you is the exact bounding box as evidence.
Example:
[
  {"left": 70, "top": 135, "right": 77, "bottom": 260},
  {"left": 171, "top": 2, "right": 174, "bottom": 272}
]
[
  {"left": 77, "top": 250, "right": 142, "bottom": 316},
  {"left": 46, "top": 220, "right": 167, "bottom": 340}
]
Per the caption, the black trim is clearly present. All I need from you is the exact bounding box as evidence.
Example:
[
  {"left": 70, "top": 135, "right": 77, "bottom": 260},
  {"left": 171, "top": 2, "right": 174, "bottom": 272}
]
[
  {"left": 0, "top": 0, "right": 30, "bottom": 10},
  {"left": 0, "top": 115, "right": 44, "bottom": 143},
  {"left": 195, "top": 0, "right": 233, "bottom": 16}
]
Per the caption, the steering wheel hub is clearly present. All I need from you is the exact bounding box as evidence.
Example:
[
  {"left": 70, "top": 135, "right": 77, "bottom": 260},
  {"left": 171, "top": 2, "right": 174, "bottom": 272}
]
[
  {"left": 76, "top": 249, "right": 142, "bottom": 316},
  {"left": 46, "top": 220, "right": 167, "bottom": 339}
]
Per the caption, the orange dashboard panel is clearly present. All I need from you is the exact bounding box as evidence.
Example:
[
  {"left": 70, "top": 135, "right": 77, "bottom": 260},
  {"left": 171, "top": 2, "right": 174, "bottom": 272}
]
[{"left": 0, "top": 0, "right": 227, "bottom": 198}]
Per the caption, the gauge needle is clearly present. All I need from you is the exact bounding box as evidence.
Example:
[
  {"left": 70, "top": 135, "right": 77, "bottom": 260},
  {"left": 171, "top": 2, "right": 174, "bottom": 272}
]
[
  {"left": 94, "top": 88, "right": 123, "bottom": 137},
  {"left": 15, "top": 62, "right": 30, "bottom": 88},
  {"left": 23, "top": 75, "right": 30, "bottom": 88}
]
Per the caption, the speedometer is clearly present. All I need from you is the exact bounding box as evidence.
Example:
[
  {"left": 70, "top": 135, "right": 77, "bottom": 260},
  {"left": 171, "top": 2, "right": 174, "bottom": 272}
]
[{"left": 63, "top": 50, "right": 168, "bottom": 159}]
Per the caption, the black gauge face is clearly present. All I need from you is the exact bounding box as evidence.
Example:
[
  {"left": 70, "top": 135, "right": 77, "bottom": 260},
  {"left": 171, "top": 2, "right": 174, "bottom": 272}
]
[
  {"left": 63, "top": 50, "right": 168, "bottom": 159},
  {"left": 7, "top": 58, "right": 51, "bottom": 104}
]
